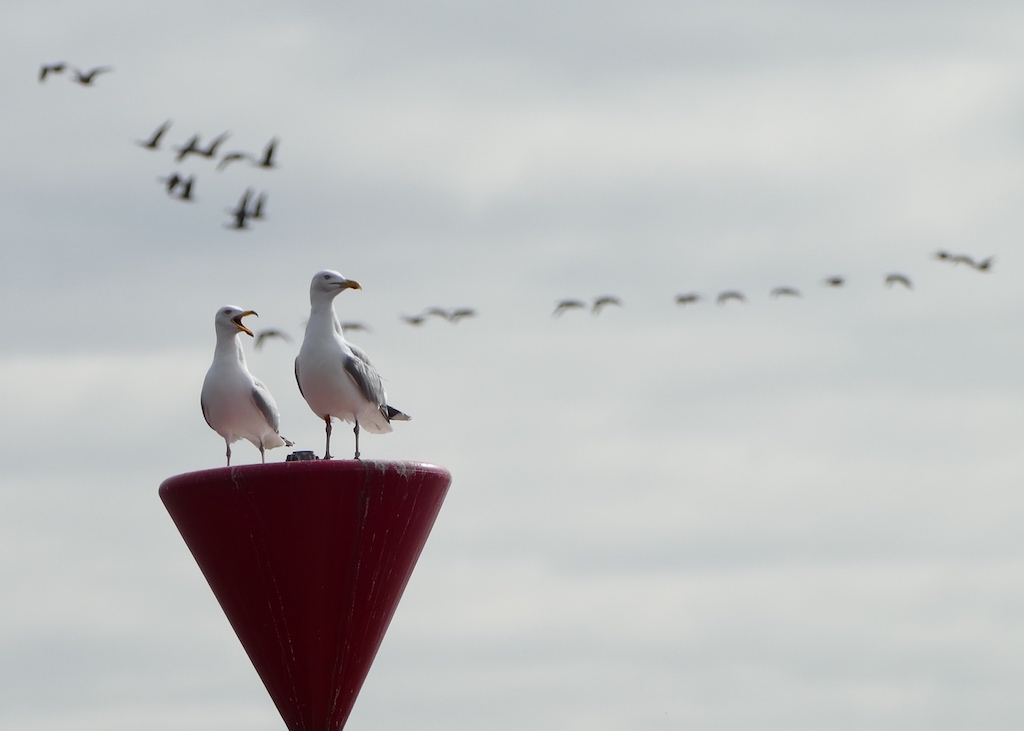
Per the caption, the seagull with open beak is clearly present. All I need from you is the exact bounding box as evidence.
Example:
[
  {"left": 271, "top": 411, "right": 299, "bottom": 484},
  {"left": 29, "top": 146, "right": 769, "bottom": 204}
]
[{"left": 201, "top": 306, "right": 294, "bottom": 465}]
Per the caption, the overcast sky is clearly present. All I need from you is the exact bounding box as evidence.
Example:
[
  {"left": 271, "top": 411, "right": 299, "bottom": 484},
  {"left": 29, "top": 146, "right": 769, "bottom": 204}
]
[{"left": 3, "top": 1, "right": 1024, "bottom": 729}]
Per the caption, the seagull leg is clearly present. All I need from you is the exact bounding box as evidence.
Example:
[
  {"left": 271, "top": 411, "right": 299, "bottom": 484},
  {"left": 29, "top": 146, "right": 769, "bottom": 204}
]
[
  {"left": 324, "top": 417, "right": 333, "bottom": 460},
  {"left": 353, "top": 418, "right": 361, "bottom": 460},
  {"left": 225, "top": 439, "right": 231, "bottom": 467},
  {"left": 259, "top": 438, "right": 266, "bottom": 464}
]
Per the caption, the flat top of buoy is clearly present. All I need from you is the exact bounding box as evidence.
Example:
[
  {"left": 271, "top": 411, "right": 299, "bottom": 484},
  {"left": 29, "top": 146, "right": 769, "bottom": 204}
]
[{"left": 161, "top": 458, "right": 451, "bottom": 488}]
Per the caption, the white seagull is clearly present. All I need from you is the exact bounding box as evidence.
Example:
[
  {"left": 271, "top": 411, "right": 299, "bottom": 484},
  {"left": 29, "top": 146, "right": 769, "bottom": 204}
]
[
  {"left": 201, "top": 306, "right": 294, "bottom": 465},
  {"left": 295, "top": 270, "right": 410, "bottom": 459}
]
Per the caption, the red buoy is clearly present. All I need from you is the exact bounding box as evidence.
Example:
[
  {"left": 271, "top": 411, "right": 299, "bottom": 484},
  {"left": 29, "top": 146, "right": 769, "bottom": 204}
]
[{"left": 159, "top": 459, "right": 451, "bottom": 731}]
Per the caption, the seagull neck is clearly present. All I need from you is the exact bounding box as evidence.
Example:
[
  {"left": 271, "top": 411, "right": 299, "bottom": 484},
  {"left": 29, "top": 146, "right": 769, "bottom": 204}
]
[
  {"left": 307, "top": 298, "right": 341, "bottom": 332},
  {"left": 216, "top": 334, "right": 248, "bottom": 363}
]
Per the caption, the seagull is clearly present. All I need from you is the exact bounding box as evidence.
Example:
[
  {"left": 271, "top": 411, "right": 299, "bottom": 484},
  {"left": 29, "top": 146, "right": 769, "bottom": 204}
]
[
  {"left": 137, "top": 120, "right": 171, "bottom": 150},
  {"left": 950, "top": 254, "right": 975, "bottom": 266},
  {"left": 39, "top": 62, "right": 66, "bottom": 82},
  {"left": 201, "top": 306, "right": 294, "bottom": 466},
  {"left": 448, "top": 308, "right": 477, "bottom": 323},
  {"left": 675, "top": 293, "right": 701, "bottom": 305},
  {"left": 254, "top": 328, "right": 292, "bottom": 350},
  {"left": 225, "top": 188, "right": 252, "bottom": 230},
  {"left": 717, "top": 290, "right": 745, "bottom": 305},
  {"left": 295, "top": 270, "right": 410, "bottom": 459},
  {"left": 592, "top": 295, "right": 622, "bottom": 314},
  {"left": 70, "top": 66, "right": 113, "bottom": 85},
  {"left": 401, "top": 314, "right": 427, "bottom": 326},
  {"left": 174, "top": 134, "right": 201, "bottom": 162},
  {"left": 823, "top": 276, "right": 845, "bottom": 287},
  {"left": 884, "top": 273, "right": 912, "bottom": 289},
  {"left": 770, "top": 286, "right": 801, "bottom": 298},
  {"left": 254, "top": 137, "right": 278, "bottom": 168},
  {"left": 217, "top": 151, "right": 251, "bottom": 171},
  {"left": 934, "top": 250, "right": 951, "bottom": 262},
  {"left": 553, "top": 299, "right": 586, "bottom": 317}
]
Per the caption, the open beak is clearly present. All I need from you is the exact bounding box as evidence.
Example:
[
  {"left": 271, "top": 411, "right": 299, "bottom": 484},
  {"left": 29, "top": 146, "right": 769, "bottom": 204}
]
[{"left": 232, "top": 310, "right": 258, "bottom": 337}]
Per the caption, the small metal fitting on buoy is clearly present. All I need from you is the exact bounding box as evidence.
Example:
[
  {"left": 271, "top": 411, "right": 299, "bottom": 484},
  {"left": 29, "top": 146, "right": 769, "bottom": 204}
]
[{"left": 286, "top": 450, "right": 318, "bottom": 462}]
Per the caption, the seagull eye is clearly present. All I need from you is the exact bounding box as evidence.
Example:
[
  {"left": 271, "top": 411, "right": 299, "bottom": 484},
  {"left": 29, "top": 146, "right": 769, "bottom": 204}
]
[{"left": 323, "top": 274, "right": 330, "bottom": 280}]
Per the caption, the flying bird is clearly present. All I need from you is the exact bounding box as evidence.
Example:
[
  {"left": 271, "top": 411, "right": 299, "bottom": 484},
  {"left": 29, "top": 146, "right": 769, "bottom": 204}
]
[
  {"left": 38, "top": 62, "right": 66, "bottom": 82},
  {"left": 174, "top": 134, "right": 201, "bottom": 162},
  {"left": 341, "top": 321, "right": 371, "bottom": 334},
  {"left": 934, "top": 250, "right": 951, "bottom": 261},
  {"left": 675, "top": 293, "right": 701, "bottom": 305},
  {"left": 592, "top": 295, "right": 622, "bottom": 314},
  {"left": 950, "top": 254, "right": 974, "bottom": 266},
  {"left": 225, "top": 188, "right": 252, "bottom": 230},
  {"left": 717, "top": 290, "right": 746, "bottom": 305},
  {"left": 553, "top": 299, "right": 586, "bottom": 317},
  {"left": 423, "top": 306, "right": 451, "bottom": 320},
  {"left": 770, "top": 286, "right": 801, "bottom": 298},
  {"left": 401, "top": 314, "right": 427, "bottom": 326},
  {"left": 175, "top": 175, "right": 195, "bottom": 201},
  {"left": 254, "top": 328, "right": 292, "bottom": 350},
  {"left": 972, "top": 256, "right": 994, "bottom": 272},
  {"left": 70, "top": 66, "right": 113, "bottom": 85},
  {"left": 196, "top": 131, "right": 231, "bottom": 159},
  {"left": 158, "top": 172, "right": 182, "bottom": 194},
  {"left": 884, "top": 273, "right": 912, "bottom": 289},
  {"left": 295, "top": 270, "right": 410, "bottom": 460},
  {"left": 254, "top": 137, "right": 278, "bottom": 168},
  {"left": 448, "top": 308, "right": 477, "bottom": 323},
  {"left": 217, "top": 151, "right": 251, "bottom": 171},
  {"left": 248, "top": 192, "right": 267, "bottom": 221},
  {"left": 823, "top": 276, "right": 845, "bottom": 287},
  {"left": 201, "top": 306, "right": 294, "bottom": 465},
  {"left": 137, "top": 120, "right": 171, "bottom": 149}
]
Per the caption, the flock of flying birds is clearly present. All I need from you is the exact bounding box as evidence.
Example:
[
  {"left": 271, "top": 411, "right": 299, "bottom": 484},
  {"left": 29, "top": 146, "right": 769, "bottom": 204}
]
[
  {"left": 136, "top": 119, "right": 278, "bottom": 230},
  {"left": 39, "top": 60, "right": 278, "bottom": 230},
  {"left": 38, "top": 61, "right": 112, "bottom": 85},
  {"left": 247, "top": 249, "right": 993, "bottom": 347},
  {"left": 554, "top": 250, "right": 993, "bottom": 314}
]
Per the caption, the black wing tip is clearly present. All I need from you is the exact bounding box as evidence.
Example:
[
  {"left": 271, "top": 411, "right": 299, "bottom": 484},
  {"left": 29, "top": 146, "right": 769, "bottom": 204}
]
[{"left": 386, "top": 405, "right": 411, "bottom": 422}]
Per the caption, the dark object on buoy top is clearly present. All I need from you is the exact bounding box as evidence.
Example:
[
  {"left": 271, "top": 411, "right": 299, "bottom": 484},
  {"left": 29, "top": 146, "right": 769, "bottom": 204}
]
[{"left": 159, "top": 459, "right": 451, "bottom": 731}]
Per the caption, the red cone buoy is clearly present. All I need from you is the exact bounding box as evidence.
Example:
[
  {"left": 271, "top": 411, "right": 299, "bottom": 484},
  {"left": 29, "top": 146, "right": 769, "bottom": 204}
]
[{"left": 159, "top": 459, "right": 451, "bottom": 731}]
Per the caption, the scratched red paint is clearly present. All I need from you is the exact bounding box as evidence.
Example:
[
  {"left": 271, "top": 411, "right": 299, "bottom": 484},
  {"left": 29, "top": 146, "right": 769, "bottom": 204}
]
[{"left": 159, "top": 460, "right": 452, "bottom": 731}]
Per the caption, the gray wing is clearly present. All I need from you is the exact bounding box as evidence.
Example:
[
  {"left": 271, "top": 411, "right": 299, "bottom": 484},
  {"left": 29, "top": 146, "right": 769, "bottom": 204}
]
[
  {"left": 250, "top": 381, "right": 281, "bottom": 432},
  {"left": 343, "top": 345, "right": 387, "bottom": 408}
]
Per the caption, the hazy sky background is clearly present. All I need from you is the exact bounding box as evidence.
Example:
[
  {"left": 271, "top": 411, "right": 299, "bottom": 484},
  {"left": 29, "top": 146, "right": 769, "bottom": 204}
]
[{"left": 3, "top": 1, "right": 1024, "bottom": 729}]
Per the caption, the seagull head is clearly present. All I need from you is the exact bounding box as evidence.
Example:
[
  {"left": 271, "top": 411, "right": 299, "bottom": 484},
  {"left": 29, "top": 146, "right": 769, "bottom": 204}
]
[
  {"left": 310, "top": 269, "right": 361, "bottom": 301},
  {"left": 215, "top": 306, "right": 258, "bottom": 338}
]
